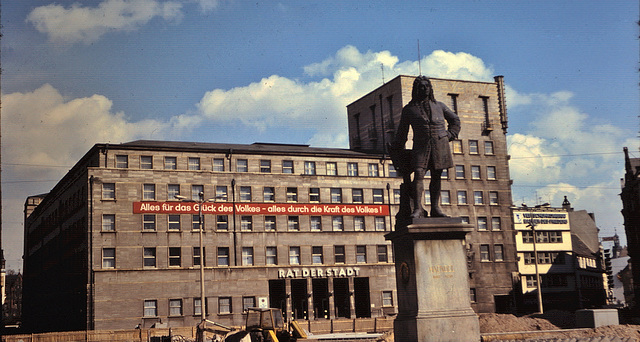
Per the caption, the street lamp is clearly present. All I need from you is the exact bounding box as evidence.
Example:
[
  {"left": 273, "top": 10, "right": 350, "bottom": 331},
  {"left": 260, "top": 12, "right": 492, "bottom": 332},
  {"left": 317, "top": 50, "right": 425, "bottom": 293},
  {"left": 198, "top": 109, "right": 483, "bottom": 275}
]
[
  {"left": 175, "top": 192, "right": 216, "bottom": 341},
  {"left": 526, "top": 217, "right": 544, "bottom": 314}
]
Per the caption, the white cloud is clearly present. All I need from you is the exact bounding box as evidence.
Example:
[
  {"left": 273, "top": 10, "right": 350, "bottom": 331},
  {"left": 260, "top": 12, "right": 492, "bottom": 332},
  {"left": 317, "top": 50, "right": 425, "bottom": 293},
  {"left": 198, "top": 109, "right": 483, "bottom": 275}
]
[
  {"left": 193, "top": 46, "right": 496, "bottom": 147},
  {"left": 193, "top": 0, "right": 222, "bottom": 13},
  {"left": 27, "top": 0, "right": 183, "bottom": 44},
  {"left": 1, "top": 84, "right": 171, "bottom": 179}
]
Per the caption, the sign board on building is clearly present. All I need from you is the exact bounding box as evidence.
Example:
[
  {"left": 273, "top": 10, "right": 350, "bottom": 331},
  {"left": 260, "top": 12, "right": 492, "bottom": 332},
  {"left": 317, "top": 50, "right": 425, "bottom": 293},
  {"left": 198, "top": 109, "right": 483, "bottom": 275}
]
[{"left": 513, "top": 210, "right": 569, "bottom": 229}]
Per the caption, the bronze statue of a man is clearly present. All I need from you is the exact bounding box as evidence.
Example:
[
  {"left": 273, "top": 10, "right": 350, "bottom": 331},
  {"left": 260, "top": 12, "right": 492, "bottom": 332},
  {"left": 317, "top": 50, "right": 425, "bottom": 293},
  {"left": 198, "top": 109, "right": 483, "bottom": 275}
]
[{"left": 390, "top": 76, "right": 461, "bottom": 219}]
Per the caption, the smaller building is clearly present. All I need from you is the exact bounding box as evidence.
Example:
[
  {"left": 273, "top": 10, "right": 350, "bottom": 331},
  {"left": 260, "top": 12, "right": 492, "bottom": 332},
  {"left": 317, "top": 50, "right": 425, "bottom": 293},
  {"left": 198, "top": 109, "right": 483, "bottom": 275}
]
[{"left": 512, "top": 200, "right": 606, "bottom": 312}]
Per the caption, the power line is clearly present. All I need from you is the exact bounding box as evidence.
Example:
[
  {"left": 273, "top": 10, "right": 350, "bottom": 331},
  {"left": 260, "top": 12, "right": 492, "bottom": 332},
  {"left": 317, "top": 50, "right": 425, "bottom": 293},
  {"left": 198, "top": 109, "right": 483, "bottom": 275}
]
[
  {"left": 509, "top": 151, "right": 622, "bottom": 160},
  {"left": 512, "top": 184, "right": 621, "bottom": 190}
]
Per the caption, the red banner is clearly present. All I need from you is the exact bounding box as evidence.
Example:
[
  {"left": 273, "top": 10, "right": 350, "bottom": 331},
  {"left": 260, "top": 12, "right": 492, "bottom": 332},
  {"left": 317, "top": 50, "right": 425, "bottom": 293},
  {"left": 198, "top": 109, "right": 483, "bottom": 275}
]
[{"left": 133, "top": 202, "right": 389, "bottom": 216}]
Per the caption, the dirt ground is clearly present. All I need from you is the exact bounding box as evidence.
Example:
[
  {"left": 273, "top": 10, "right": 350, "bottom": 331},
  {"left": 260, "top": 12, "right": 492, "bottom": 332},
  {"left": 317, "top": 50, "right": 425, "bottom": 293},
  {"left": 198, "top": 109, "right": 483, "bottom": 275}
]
[{"left": 376, "top": 311, "right": 640, "bottom": 341}]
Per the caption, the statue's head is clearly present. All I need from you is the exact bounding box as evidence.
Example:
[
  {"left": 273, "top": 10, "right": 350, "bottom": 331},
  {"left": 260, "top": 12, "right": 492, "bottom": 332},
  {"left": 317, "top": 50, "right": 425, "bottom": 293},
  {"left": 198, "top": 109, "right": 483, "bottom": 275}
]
[{"left": 411, "top": 76, "right": 435, "bottom": 102}]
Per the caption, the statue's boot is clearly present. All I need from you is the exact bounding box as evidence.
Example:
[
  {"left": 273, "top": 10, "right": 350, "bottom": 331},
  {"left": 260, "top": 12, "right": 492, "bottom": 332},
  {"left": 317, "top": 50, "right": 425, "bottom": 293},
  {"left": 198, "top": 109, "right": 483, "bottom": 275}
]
[
  {"left": 429, "top": 180, "right": 448, "bottom": 217},
  {"left": 430, "top": 205, "right": 448, "bottom": 218}
]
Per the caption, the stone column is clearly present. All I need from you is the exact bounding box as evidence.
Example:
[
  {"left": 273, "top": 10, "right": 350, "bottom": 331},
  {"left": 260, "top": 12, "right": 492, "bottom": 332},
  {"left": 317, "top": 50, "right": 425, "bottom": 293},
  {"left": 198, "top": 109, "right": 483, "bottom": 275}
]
[{"left": 385, "top": 217, "right": 480, "bottom": 342}]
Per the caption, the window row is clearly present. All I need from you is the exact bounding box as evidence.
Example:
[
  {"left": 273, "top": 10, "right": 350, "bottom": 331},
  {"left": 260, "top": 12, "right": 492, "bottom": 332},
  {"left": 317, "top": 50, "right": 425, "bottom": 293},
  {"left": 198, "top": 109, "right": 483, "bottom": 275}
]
[
  {"left": 102, "top": 245, "right": 391, "bottom": 269},
  {"left": 103, "top": 214, "right": 389, "bottom": 232},
  {"left": 521, "top": 230, "right": 564, "bottom": 244},
  {"left": 522, "top": 251, "right": 566, "bottom": 265},
  {"left": 424, "top": 190, "right": 500, "bottom": 206},
  {"left": 143, "top": 296, "right": 256, "bottom": 317},
  {"left": 115, "top": 154, "right": 392, "bottom": 177},
  {"left": 478, "top": 244, "right": 505, "bottom": 262},
  {"left": 451, "top": 140, "right": 495, "bottom": 156},
  {"left": 524, "top": 274, "right": 569, "bottom": 288}
]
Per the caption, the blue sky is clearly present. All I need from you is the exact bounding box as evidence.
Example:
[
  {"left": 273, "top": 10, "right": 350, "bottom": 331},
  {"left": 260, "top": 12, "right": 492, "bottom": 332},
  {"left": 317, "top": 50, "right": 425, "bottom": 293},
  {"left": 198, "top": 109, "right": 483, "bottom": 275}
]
[{"left": 2, "top": 0, "right": 638, "bottom": 271}]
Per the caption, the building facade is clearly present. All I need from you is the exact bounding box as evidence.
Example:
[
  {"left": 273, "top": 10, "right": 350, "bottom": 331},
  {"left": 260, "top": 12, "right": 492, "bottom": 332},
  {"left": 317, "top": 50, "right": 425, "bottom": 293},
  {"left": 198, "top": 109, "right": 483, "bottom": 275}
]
[
  {"left": 621, "top": 146, "right": 640, "bottom": 312},
  {"left": 23, "top": 75, "right": 520, "bottom": 332},
  {"left": 347, "top": 75, "right": 517, "bottom": 313},
  {"left": 512, "top": 204, "right": 606, "bottom": 312}
]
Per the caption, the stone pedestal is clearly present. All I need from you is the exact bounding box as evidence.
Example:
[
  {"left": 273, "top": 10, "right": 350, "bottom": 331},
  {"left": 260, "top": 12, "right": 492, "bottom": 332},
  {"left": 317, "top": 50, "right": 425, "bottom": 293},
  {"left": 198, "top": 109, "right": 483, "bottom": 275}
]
[{"left": 385, "top": 217, "right": 480, "bottom": 342}]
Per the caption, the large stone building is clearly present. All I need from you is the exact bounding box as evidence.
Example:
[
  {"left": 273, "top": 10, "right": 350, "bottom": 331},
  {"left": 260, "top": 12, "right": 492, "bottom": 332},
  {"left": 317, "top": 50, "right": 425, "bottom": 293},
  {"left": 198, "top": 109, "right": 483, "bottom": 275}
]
[
  {"left": 22, "top": 75, "right": 519, "bottom": 332},
  {"left": 621, "top": 146, "right": 640, "bottom": 311}
]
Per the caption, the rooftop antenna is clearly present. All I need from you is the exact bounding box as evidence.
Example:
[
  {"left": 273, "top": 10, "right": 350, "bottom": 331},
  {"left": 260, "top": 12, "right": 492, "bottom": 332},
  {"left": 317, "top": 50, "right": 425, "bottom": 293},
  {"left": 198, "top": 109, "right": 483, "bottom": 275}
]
[{"left": 417, "top": 39, "right": 422, "bottom": 75}]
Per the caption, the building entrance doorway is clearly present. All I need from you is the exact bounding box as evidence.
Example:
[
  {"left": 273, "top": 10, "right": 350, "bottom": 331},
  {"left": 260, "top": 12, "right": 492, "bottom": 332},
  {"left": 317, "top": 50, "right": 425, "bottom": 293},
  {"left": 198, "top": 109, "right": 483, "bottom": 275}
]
[
  {"left": 291, "top": 279, "right": 308, "bottom": 320},
  {"left": 354, "top": 277, "right": 371, "bottom": 318},
  {"left": 268, "top": 279, "right": 287, "bottom": 319},
  {"left": 312, "top": 278, "right": 330, "bottom": 319},
  {"left": 333, "top": 278, "right": 351, "bottom": 318}
]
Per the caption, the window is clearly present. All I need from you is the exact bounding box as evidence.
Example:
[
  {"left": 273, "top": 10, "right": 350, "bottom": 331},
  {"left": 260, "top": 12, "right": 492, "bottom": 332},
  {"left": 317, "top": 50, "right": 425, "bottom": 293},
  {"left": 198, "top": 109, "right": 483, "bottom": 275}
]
[
  {"left": 194, "top": 298, "right": 206, "bottom": 316},
  {"left": 331, "top": 188, "right": 342, "bottom": 203},
  {"left": 213, "top": 158, "right": 225, "bottom": 172},
  {"left": 116, "top": 155, "right": 128, "bottom": 168},
  {"left": 241, "top": 216, "right": 252, "bottom": 231},
  {"left": 334, "top": 246, "right": 346, "bottom": 264},
  {"left": 143, "top": 247, "right": 156, "bottom": 267},
  {"left": 239, "top": 186, "right": 252, "bottom": 202},
  {"left": 193, "top": 247, "right": 205, "bottom": 266},
  {"left": 102, "top": 248, "right": 115, "bottom": 268},
  {"left": 288, "top": 216, "right": 300, "bottom": 231},
  {"left": 347, "top": 162, "right": 358, "bottom": 176},
  {"left": 216, "top": 215, "right": 228, "bottom": 231},
  {"left": 543, "top": 274, "right": 568, "bottom": 288},
  {"left": 352, "top": 189, "right": 364, "bottom": 203},
  {"left": 389, "top": 164, "right": 398, "bottom": 177},
  {"left": 217, "top": 247, "right": 230, "bottom": 266},
  {"left": 356, "top": 245, "right": 367, "bottom": 263},
  {"left": 141, "top": 155, "right": 153, "bottom": 169},
  {"left": 263, "top": 187, "right": 275, "bottom": 202},
  {"left": 332, "top": 216, "right": 344, "bottom": 231},
  {"left": 143, "top": 214, "right": 156, "bottom": 231},
  {"left": 143, "top": 184, "right": 156, "bottom": 200},
  {"left": 169, "top": 247, "right": 181, "bottom": 267},
  {"left": 326, "top": 162, "right": 337, "bottom": 175},
  {"left": 441, "top": 190, "right": 450, "bottom": 205},
  {"left": 491, "top": 217, "right": 502, "bottom": 231},
  {"left": 144, "top": 300, "right": 158, "bottom": 317},
  {"left": 474, "top": 191, "right": 484, "bottom": 205},
  {"left": 441, "top": 169, "right": 449, "bottom": 179},
  {"left": 477, "top": 217, "right": 488, "bottom": 231},
  {"left": 523, "top": 252, "right": 536, "bottom": 265},
  {"left": 164, "top": 156, "right": 177, "bottom": 170},
  {"left": 102, "top": 214, "right": 115, "bottom": 232},
  {"left": 192, "top": 214, "right": 202, "bottom": 231},
  {"left": 243, "top": 297, "right": 256, "bottom": 312},
  {"left": 260, "top": 160, "right": 271, "bottom": 173},
  {"left": 242, "top": 247, "right": 254, "bottom": 266},
  {"left": 286, "top": 187, "right": 298, "bottom": 202},
  {"left": 309, "top": 188, "right": 320, "bottom": 202},
  {"left": 354, "top": 216, "right": 365, "bottom": 231},
  {"left": 457, "top": 191, "right": 468, "bottom": 205},
  {"left": 237, "top": 159, "right": 248, "bottom": 172},
  {"left": 448, "top": 93, "right": 459, "bottom": 113},
  {"left": 218, "top": 297, "right": 232, "bottom": 314},
  {"left": 282, "top": 160, "right": 294, "bottom": 174},
  {"left": 489, "top": 191, "right": 499, "bottom": 205},
  {"left": 377, "top": 245, "right": 388, "bottom": 263},
  {"left": 455, "top": 165, "right": 465, "bottom": 179},
  {"left": 525, "top": 275, "right": 538, "bottom": 288},
  {"left": 192, "top": 185, "right": 204, "bottom": 201},
  {"left": 310, "top": 216, "right": 322, "bottom": 231},
  {"left": 168, "top": 184, "right": 180, "bottom": 200},
  {"left": 289, "top": 247, "right": 301, "bottom": 265},
  {"left": 264, "top": 216, "right": 276, "bottom": 231},
  {"left": 471, "top": 166, "right": 481, "bottom": 180},
  {"left": 266, "top": 247, "right": 278, "bottom": 265},
  {"left": 549, "top": 231, "right": 563, "bottom": 243},
  {"left": 312, "top": 246, "right": 324, "bottom": 264},
  {"left": 452, "top": 140, "right": 463, "bottom": 154},
  {"left": 373, "top": 189, "right": 384, "bottom": 204},
  {"left": 393, "top": 189, "right": 401, "bottom": 204},
  {"left": 102, "top": 183, "right": 115, "bottom": 200},
  {"left": 169, "top": 299, "right": 182, "bottom": 316},
  {"left": 484, "top": 141, "right": 495, "bottom": 155},
  {"left": 188, "top": 157, "right": 201, "bottom": 170},
  {"left": 368, "top": 163, "right": 379, "bottom": 177},
  {"left": 375, "top": 217, "right": 386, "bottom": 231},
  {"left": 304, "top": 161, "right": 316, "bottom": 175},
  {"left": 477, "top": 165, "right": 492, "bottom": 181},
  {"left": 469, "top": 140, "right": 479, "bottom": 154},
  {"left": 480, "top": 245, "right": 490, "bottom": 261},
  {"left": 494, "top": 245, "right": 504, "bottom": 261},
  {"left": 522, "top": 231, "right": 534, "bottom": 244},
  {"left": 424, "top": 190, "right": 431, "bottom": 204},
  {"left": 382, "top": 291, "right": 393, "bottom": 307},
  {"left": 168, "top": 215, "right": 181, "bottom": 231},
  {"left": 470, "top": 289, "right": 477, "bottom": 303},
  {"left": 213, "top": 186, "right": 227, "bottom": 202},
  {"left": 461, "top": 216, "right": 470, "bottom": 224}
]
